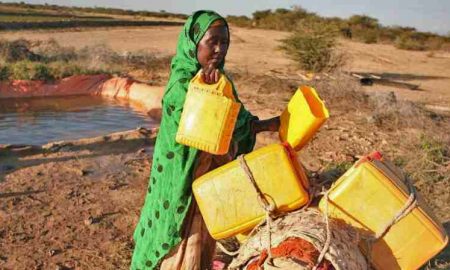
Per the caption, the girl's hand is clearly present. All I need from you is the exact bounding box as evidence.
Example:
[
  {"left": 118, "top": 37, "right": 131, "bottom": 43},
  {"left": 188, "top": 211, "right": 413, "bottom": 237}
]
[{"left": 201, "top": 63, "right": 220, "bottom": 84}]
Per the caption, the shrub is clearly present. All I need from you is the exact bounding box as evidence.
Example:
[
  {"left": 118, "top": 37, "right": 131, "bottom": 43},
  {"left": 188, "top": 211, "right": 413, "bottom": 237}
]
[
  {"left": 0, "top": 65, "right": 10, "bottom": 80},
  {"left": 49, "top": 61, "right": 83, "bottom": 79},
  {"left": 368, "top": 91, "right": 427, "bottom": 128},
  {"left": 31, "top": 63, "right": 54, "bottom": 80},
  {"left": 395, "top": 34, "right": 426, "bottom": 51},
  {"left": 280, "top": 21, "right": 343, "bottom": 72},
  {"left": 226, "top": 15, "right": 252, "bottom": 27},
  {"left": 250, "top": 6, "right": 317, "bottom": 31},
  {"left": 225, "top": 6, "right": 450, "bottom": 50},
  {"left": 360, "top": 29, "right": 379, "bottom": 44},
  {"left": 9, "top": 61, "right": 54, "bottom": 80},
  {"left": 10, "top": 60, "right": 32, "bottom": 80},
  {"left": 0, "top": 39, "right": 40, "bottom": 62},
  {"left": 34, "top": 38, "right": 77, "bottom": 62},
  {"left": 348, "top": 15, "right": 380, "bottom": 29},
  {"left": 424, "top": 37, "right": 444, "bottom": 50}
]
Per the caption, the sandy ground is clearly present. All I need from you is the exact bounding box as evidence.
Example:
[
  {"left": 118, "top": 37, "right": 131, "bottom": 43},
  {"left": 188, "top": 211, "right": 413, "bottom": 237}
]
[
  {"left": 0, "top": 139, "right": 153, "bottom": 269},
  {"left": 1, "top": 25, "right": 450, "bottom": 269},
  {"left": 2, "top": 25, "right": 450, "bottom": 108}
]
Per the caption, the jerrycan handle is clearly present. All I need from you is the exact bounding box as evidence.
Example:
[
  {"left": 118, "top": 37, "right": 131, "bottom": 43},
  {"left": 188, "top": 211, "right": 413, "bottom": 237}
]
[{"left": 191, "top": 69, "right": 229, "bottom": 95}]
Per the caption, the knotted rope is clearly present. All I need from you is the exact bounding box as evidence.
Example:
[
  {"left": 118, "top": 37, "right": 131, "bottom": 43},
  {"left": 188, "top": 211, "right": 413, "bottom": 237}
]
[
  {"left": 364, "top": 176, "right": 417, "bottom": 265},
  {"left": 215, "top": 154, "right": 277, "bottom": 260},
  {"left": 312, "top": 189, "right": 332, "bottom": 270},
  {"left": 237, "top": 155, "right": 276, "bottom": 264}
]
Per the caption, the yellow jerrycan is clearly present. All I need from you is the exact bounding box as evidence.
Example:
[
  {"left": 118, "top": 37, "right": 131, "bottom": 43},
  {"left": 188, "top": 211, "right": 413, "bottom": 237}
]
[
  {"left": 279, "top": 85, "right": 329, "bottom": 151},
  {"left": 176, "top": 71, "right": 241, "bottom": 155},
  {"left": 319, "top": 152, "right": 448, "bottom": 270},
  {"left": 193, "top": 143, "right": 310, "bottom": 240}
]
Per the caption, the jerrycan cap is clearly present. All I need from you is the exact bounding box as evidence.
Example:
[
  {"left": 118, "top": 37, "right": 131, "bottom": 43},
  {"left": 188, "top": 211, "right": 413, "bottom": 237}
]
[{"left": 355, "top": 151, "right": 383, "bottom": 167}]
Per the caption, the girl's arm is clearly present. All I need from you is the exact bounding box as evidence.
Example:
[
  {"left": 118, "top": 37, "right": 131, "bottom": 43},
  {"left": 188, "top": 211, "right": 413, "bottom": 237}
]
[{"left": 251, "top": 116, "right": 280, "bottom": 134}]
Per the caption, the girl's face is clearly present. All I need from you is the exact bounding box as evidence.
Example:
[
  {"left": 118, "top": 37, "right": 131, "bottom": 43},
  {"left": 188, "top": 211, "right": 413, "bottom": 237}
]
[{"left": 197, "top": 22, "right": 229, "bottom": 70}]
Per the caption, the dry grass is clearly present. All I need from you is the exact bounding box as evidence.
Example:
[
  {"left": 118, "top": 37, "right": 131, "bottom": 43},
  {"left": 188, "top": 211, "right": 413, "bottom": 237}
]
[{"left": 0, "top": 38, "right": 171, "bottom": 81}]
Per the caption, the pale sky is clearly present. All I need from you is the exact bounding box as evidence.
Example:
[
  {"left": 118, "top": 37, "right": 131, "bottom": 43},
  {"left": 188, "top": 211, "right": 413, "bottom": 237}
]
[{"left": 4, "top": 0, "right": 450, "bottom": 35}]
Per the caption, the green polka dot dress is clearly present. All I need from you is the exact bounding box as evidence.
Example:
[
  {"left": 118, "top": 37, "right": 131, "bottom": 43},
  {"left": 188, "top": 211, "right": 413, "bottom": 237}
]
[{"left": 130, "top": 10, "right": 257, "bottom": 270}]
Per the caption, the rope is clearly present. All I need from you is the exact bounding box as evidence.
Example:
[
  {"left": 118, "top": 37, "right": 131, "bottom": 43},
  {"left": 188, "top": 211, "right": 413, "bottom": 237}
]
[
  {"left": 375, "top": 178, "right": 417, "bottom": 240},
  {"left": 365, "top": 176, "right": 417, "bottom": 265},
  {"left": 237, "top": 155, "right": 276, "bottom": 264},
  {"left": 216, "top": 241, "right": 240, "bottom": 257},
  {"left": 312, "top": 190, "right": 332, "bottom": 270},
  {"left": 237, "top": 155, "right": 276, "bottom": 214}
]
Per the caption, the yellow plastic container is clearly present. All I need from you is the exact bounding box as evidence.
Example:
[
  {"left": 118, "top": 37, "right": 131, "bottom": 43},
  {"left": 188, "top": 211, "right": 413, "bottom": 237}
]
[
  {"left": 193, "top": 143, "right": 310, "bottom": 239},
  {"left": 176, "top": 72, "right": 241, "bottom": 155},
  {"left": 319, "top": 152, "right": 448, "bottom": 270},
  {"left": 279, "top": 86, "right": 329, "bottom": 151}
]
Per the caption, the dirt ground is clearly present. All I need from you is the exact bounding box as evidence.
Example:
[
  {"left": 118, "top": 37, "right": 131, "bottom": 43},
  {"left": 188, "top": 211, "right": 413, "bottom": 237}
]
[
  {"left": 1, "top": 25, "right": 449, "bottom": 269},
  {"left": 2, "top": 25, "right": 450, "bottom": 108}
]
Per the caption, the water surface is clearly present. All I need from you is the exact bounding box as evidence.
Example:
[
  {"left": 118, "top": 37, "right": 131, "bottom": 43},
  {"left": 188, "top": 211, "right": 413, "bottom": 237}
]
[{"left": 0, "top": 95, "right": 158, "bottom": 145}]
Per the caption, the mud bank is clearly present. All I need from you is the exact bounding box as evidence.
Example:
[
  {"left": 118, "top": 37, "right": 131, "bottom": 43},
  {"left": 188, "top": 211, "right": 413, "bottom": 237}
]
[{"left": 0, "top": 74, "right": 164, "bottom": 116}]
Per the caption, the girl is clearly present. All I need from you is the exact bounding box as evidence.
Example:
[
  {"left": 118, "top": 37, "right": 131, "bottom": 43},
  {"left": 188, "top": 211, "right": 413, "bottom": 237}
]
[{"left": 131, "top": 10, "right": 280, "bottom": 270}]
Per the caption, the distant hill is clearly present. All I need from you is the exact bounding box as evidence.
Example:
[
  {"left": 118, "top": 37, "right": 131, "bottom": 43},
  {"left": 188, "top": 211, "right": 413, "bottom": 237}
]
[
  {"left": 0, "top": 1, "right": 187, "bottom": 19},
  {"left": 0, "top": 1, "right": 185, "bottom": 30}
]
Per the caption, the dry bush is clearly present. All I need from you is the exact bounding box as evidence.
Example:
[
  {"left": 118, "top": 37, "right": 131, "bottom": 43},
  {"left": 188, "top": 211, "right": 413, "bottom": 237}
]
[
  {"left": 312, "top": 72, "right": 368, "bottom": 110},
  {"left": 280, "top": 21, "right": 345, "bottom": 72},
  {"left": 360, "top": 29, "right": 379, "bottom": 44},
  {"left": 395, "top": 34, "right": 426, "bottom": 51},
  {"left": 0, "top": 39, "right": 41, "bottom": 62},
  {"left": 77, "top": 45, "right": 171, "bottom": 75},
  {"left": 34, "top": 38, "right": 77, "bottom": 62},
  {"left": 367, "top": 91, "right": 430, "bottom": 128},
  {"left": 226, "top": 15, "right": 253, "bottom": 27}
]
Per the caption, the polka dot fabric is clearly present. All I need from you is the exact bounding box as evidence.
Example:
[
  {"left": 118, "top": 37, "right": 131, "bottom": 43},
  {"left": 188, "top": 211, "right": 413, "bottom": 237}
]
[{"left": 130, "top": 10, "right": 258, "bottom": 269}]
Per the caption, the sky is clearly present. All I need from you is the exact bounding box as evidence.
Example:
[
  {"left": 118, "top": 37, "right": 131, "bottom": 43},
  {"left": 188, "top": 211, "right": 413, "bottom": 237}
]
[{"left": 3, "top": 0, "right": 450, "bottom": 35}]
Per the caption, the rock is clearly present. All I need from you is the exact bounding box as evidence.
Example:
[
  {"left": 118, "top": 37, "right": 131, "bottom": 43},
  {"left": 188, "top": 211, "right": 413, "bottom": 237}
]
[
  {"left": 0, "top": 255, "right": 7, "bottom": 264},
  {"left": 84, "top": 216, "right": 94, "bottom": 226},
  {"left": 55, "top": 264, "right": 72, "bottom": 270},
  {"left": 366, "top": 116, "right": 376, "bottom": 124},
  {"left": 80, "top": 169, "right": 91, "bottom": 176},
  {"left": 48, "top": 248, "right": 59, "bottom": 257}
]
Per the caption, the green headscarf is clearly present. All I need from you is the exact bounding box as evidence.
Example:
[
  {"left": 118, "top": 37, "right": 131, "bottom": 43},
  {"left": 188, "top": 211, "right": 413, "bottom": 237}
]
[{"left": 130, "top": 10, "right": 257, "bottom": 270}]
